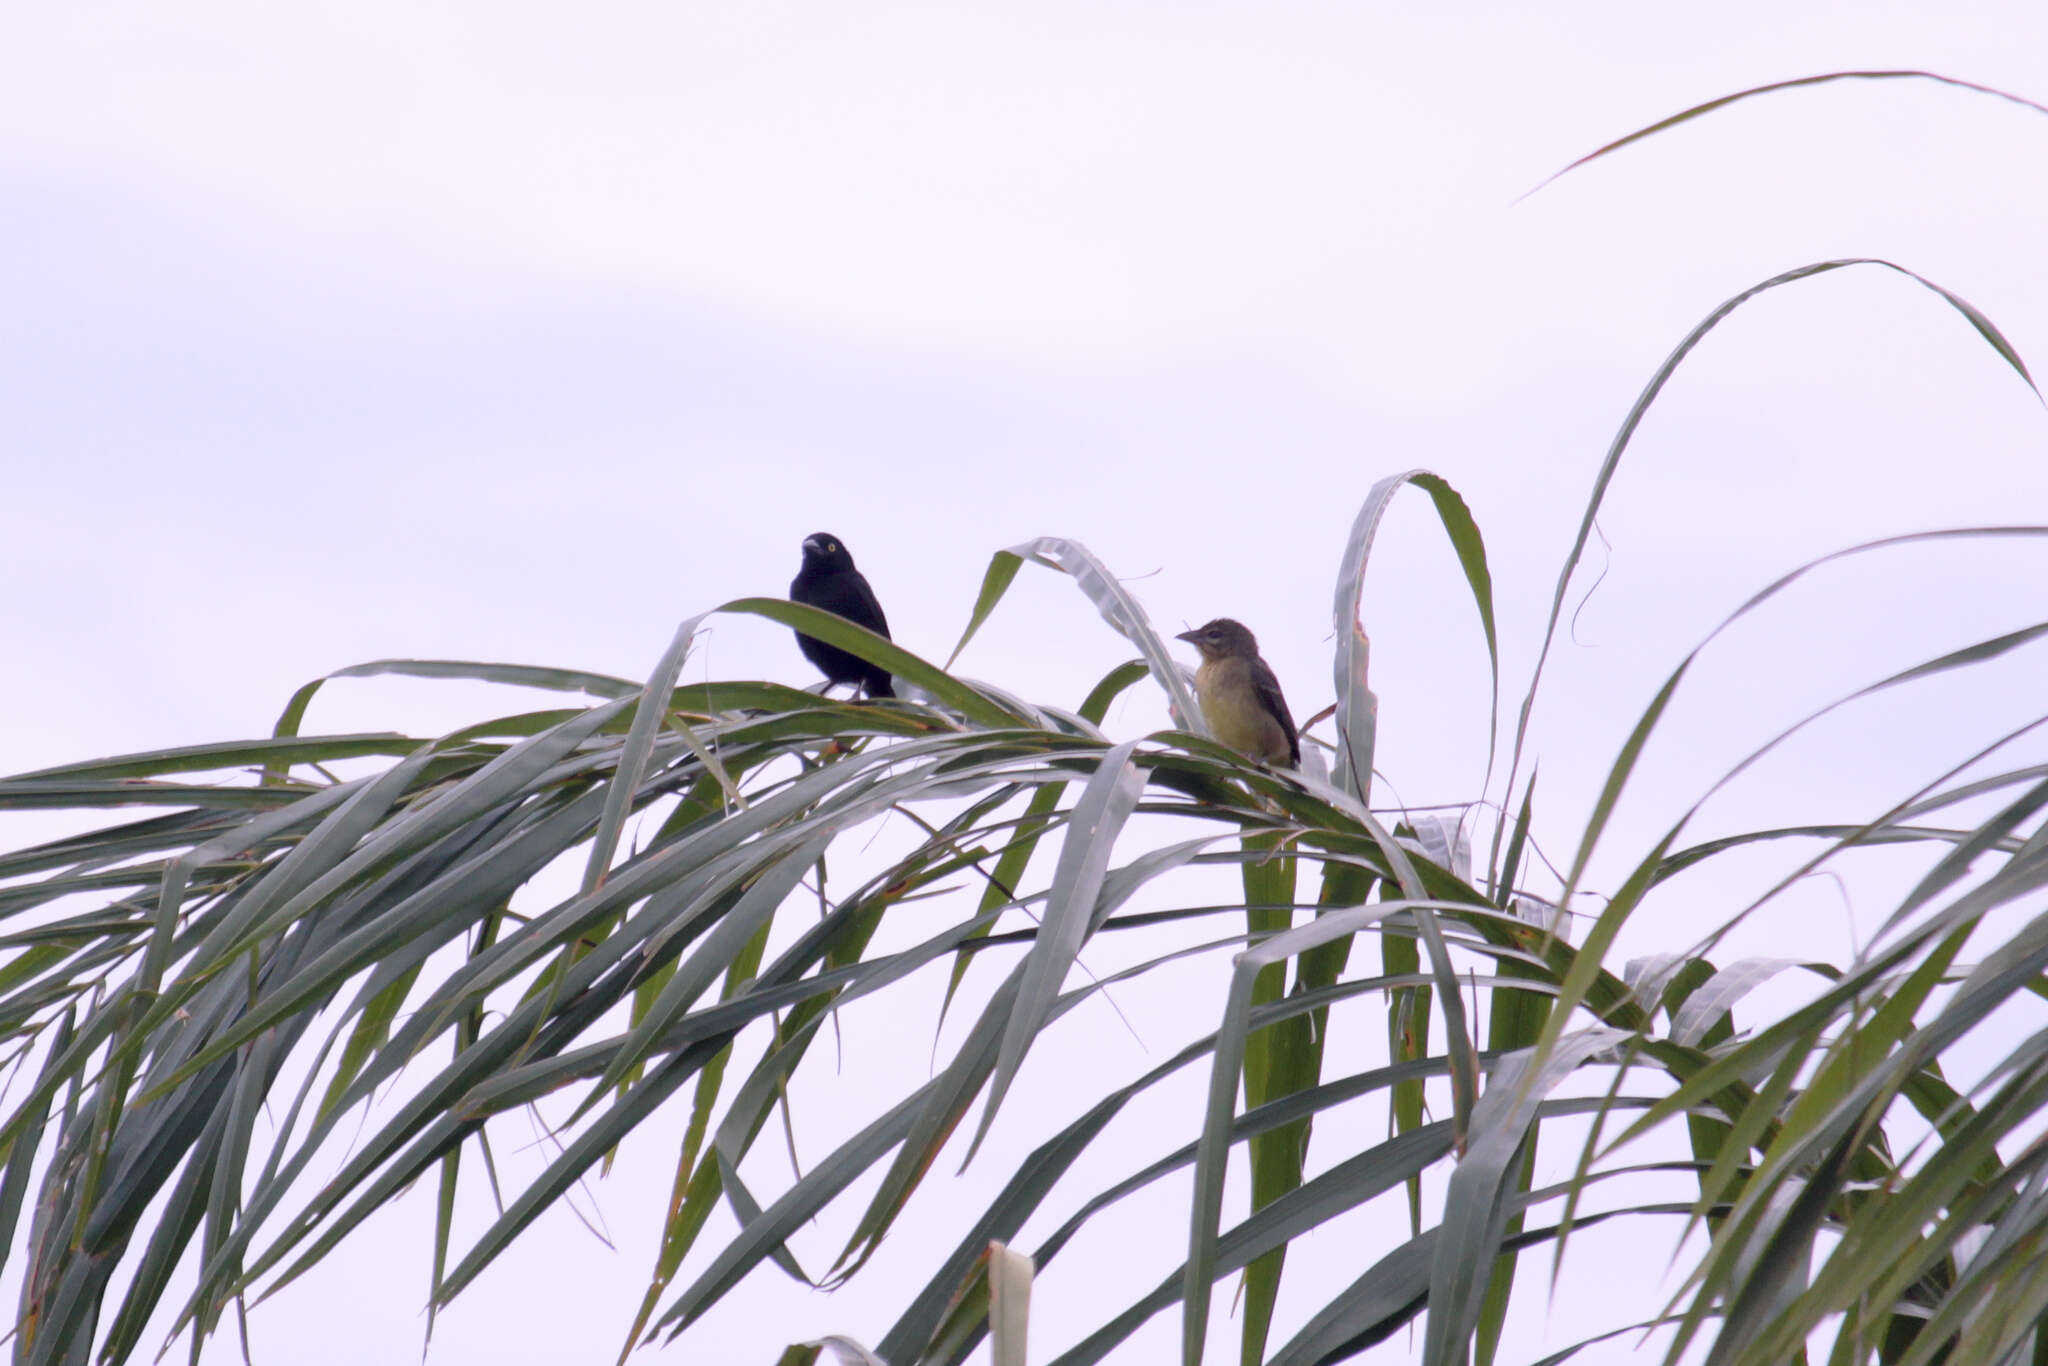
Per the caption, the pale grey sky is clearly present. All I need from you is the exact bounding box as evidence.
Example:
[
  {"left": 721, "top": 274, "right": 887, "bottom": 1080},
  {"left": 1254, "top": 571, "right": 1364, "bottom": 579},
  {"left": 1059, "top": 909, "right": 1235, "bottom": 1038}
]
[{"left": 5, "top": 4, "right": 2048, "bottom": 1362}]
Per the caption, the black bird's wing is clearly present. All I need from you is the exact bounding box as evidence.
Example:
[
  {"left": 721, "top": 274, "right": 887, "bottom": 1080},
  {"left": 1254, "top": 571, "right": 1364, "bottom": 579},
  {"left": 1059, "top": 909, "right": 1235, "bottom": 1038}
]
[
  {"left": 816, "top": 568, "right": 891, "bottom": 640},
  {"left": 1250, "top": 656, "right": 1300, "bottom": 766},
  {"left": 790, "top": 562, "right": 895, "bottom": 697}
]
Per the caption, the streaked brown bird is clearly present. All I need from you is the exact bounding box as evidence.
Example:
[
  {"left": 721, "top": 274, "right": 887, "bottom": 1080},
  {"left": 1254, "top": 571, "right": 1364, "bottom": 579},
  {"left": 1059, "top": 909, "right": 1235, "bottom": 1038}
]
[{"left": 1174, "top": 618, "right": 1299, "bottom": 767}]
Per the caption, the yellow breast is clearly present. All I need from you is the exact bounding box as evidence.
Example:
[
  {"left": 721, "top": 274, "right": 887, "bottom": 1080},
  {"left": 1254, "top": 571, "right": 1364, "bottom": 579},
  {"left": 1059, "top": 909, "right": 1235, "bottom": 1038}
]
[{"left": 1194, "top": 657, "right": 1292, "bottom": 765}]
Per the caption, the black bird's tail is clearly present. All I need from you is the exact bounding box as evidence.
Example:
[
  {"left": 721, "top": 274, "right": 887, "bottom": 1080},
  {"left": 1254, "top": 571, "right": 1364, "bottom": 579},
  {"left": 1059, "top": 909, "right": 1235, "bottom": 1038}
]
[{"left": 866, "top": 674, "right": 896, "bottom": 699}]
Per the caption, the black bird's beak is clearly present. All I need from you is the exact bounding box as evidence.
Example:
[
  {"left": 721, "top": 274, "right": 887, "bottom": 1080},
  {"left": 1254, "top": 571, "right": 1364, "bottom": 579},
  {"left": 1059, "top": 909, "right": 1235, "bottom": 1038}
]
[
  {"left": 1173, "top": 628, "right": 1200, "bottom": 644},
  {"left": 802, "top": 535, "right": 826, "bottom": 556}
]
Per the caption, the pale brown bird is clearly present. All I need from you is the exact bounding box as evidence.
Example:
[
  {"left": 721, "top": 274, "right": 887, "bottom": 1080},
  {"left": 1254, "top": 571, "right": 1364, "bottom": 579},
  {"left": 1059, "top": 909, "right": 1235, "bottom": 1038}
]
[{"left": 1173, "top": 618, "right": 1299, "bottom": 767}]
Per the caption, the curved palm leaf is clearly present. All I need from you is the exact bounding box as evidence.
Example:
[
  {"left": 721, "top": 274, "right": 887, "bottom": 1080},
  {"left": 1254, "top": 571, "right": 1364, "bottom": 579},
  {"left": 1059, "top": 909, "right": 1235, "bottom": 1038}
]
[{"left": 5, "top": 77, "right": 2048, "bottom": 1365}]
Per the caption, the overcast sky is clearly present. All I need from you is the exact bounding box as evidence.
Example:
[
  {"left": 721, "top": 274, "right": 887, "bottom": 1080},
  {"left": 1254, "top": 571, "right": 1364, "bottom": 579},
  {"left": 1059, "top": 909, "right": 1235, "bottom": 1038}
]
[{"left": 5, "top": 4, "right": 2048, "bottom": 1363}]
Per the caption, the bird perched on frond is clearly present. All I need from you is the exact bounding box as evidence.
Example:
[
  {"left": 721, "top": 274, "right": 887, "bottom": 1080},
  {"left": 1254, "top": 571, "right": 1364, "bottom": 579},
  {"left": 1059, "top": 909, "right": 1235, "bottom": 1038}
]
[
  {"left": 790, "top": 532, "right": 895, "bottom": 698},
  {"left": 1174, "top": 618, "right": 1298, "bottom": 767}
]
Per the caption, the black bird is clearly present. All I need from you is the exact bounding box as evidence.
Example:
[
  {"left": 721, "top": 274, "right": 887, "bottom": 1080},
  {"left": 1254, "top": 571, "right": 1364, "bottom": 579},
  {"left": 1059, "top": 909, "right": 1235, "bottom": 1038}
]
[
  {"left": 790, "top": 532, "right": 895, "bottom": 698},
  {"left": 1173, "top": 618, "right": 1298, "bottom": 767}
]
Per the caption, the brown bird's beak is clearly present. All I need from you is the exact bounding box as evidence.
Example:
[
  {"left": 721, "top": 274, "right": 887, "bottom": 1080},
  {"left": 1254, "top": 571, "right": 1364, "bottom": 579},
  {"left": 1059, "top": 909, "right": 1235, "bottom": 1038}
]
[{"left": 1173, "top": 628, "right": 1200, "bottom": 644}]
